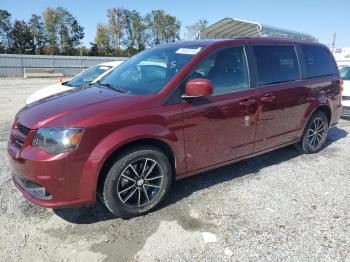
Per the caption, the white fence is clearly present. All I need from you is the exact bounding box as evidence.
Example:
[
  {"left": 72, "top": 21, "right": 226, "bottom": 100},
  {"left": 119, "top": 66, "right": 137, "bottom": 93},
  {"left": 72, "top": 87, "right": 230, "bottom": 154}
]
[{"left": 0, "top": 54, "right": 127, "bottom": 77}]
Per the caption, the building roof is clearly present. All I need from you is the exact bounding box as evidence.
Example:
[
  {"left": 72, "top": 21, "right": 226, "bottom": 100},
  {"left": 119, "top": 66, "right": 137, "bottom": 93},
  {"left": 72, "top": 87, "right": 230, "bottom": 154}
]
[{"left": 198, "top": 18, "right": 314, "bottom": 41}]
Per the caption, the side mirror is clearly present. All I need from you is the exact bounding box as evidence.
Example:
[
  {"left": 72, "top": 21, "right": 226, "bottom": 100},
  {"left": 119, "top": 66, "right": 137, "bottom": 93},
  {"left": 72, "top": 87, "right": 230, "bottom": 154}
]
[{"left": 182, "top": 78, "right": 213, "bottom": 99}]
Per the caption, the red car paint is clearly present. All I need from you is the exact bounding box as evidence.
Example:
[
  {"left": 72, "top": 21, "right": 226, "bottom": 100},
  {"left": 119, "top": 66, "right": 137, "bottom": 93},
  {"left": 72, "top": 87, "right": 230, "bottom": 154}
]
[{"left": 8, "top": 38, "right": 342, "bottom": 208}]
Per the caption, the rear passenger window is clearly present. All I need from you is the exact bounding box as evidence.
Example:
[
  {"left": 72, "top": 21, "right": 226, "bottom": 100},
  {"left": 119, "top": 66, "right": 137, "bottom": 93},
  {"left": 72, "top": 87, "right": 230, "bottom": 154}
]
[
  {"left": 253, "top": 45, "right": 300, "bottom": 86},
  {"left": 301, "top": 45, "right": 338, "bottom": 78}
]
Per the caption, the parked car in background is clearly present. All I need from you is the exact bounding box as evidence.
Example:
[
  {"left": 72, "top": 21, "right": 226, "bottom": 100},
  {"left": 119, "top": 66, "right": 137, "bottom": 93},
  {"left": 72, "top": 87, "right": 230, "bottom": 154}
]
[
  {"left": 339, "top": 65, "right": 349, "bottom": 70},
  {"left": 26, "top": 61, "right": 124, "bottom": 104},
  {"left": 8, "top": 38, "right": 342, "bottom": 218},
  {"left": 340, "top": 66, "right": 350, "bottom": 116}
]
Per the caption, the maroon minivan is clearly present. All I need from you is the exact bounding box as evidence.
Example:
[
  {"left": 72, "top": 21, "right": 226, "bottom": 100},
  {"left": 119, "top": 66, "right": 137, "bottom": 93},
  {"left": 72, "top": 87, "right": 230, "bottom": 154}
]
[{"left": 8, "top": 38, "right": 342, "bottom": 218}]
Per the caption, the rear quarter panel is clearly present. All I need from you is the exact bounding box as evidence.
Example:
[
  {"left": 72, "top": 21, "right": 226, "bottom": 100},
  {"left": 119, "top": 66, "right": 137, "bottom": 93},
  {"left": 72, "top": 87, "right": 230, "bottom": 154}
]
[{"left": 297, "top": 75, "right": 342, "bottom": 137}]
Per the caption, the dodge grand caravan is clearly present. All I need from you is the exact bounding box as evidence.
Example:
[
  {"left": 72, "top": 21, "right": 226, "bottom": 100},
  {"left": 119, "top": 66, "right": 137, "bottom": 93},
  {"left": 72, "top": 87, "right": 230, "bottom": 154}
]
[{"left": 8, "top": 38, "right": 342, "bottom": 218}]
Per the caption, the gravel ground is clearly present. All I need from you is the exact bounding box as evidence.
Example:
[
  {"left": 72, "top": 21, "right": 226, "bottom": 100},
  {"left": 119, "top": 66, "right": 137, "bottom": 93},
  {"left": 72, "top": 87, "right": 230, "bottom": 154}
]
[{"left": 0, "top": 78, "right": 349, "bottom": 262}]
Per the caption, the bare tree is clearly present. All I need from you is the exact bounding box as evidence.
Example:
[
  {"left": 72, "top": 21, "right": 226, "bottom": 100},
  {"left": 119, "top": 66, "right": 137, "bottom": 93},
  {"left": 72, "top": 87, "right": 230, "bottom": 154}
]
[
  {"left": 107, "top": 7, "right": 125, "bottom": 55},
  {"left": 184, "top": 19, "right": 208, "bottom": 40}
]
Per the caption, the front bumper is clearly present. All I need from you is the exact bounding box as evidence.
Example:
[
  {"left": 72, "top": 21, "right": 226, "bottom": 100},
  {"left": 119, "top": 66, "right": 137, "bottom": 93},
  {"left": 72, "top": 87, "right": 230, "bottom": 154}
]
[{"left": 7, "top": 130, "right": 96, "bottom": 208}]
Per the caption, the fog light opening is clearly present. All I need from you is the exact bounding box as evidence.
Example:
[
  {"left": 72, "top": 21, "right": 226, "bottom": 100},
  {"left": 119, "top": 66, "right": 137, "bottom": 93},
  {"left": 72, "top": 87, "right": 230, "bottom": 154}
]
[{"left": 14, "top": 175, "right": 52, "bottom": 200}]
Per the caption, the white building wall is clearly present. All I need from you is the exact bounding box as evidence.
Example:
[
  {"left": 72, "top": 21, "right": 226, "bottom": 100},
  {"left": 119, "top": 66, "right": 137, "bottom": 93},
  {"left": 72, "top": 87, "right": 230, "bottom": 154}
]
[{"left": 332, "top": 47, "right": 350, "bottom": 67}]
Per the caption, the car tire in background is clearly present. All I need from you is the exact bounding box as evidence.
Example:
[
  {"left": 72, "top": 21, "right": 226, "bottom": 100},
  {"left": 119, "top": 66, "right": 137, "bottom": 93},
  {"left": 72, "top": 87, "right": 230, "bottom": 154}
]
[{"left": 102, "top": 146, "right": 172, "bottom": 218}]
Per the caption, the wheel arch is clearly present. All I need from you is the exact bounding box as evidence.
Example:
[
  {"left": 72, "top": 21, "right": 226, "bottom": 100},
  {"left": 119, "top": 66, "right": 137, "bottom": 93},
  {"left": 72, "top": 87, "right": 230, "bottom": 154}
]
[
  {"left": 306, "top": 104, "right": 332, "bottom": 127},
  {"left": 299, "top": 103, "right": 332, "bottom": 138},
  {"left": 315, "top": 105, "right": 332, "bottom": 126},
  {"left": 96, "top": 137, "right": 177, "bottom": 195}
]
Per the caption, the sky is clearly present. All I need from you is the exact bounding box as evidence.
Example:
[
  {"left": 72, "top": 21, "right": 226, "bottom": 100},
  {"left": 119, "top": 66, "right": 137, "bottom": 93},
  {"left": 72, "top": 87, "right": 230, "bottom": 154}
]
[{"left": 1, "top": 0, "right": 349, "bottom": 48}]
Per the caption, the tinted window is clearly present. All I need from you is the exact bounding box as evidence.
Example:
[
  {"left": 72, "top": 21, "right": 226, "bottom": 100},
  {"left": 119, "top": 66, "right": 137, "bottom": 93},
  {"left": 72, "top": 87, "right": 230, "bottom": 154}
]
[
  {"left": 340, "top": 67, "right": 350, "bottom": 80},
  {"left": 301, "top": 45, "right": 337, "bottom": 79},
  {"left": 190, "top": 46, "right": 249, "bottom": 95},
  {"left": 67, "top": 65, "right": 112, "bottom": 87},
  {"left": 253, "top": 45, "right": 300, "bottom": 86}
]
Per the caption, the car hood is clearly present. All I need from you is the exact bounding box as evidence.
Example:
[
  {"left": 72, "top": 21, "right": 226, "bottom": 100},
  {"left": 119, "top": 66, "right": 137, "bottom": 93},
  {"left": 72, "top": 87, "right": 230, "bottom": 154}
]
[{"left": 16, "top": 86, "right": 143, "bottom": 129}]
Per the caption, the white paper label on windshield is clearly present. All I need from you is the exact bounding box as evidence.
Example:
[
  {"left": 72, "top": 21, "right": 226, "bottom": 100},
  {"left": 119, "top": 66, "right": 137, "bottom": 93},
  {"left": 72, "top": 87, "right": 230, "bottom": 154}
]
[
  {"left": 99, "top": 66, "right": 110, "bottom": 70},
  {"left": 176, "top": 47, "right": 202, "bottom": 55}
]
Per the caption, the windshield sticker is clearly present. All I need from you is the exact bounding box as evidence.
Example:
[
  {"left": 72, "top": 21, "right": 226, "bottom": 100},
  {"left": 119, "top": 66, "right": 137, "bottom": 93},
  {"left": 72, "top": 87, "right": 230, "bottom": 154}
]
[
  {"left": 99, "top": 66, "right": 110, "bottom": 70},
  {"left": 175, "top": 47, "right": 202, "bottom": 55}
]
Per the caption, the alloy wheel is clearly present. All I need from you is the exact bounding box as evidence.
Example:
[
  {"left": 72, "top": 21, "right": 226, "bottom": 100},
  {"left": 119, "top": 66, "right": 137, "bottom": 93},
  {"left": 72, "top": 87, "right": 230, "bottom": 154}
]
[
  {"left": 307, "top": 118, "right": 327, "bottom": 148},
  {"left": 117, "top": 158, "right": 164, "bottom": 207}
]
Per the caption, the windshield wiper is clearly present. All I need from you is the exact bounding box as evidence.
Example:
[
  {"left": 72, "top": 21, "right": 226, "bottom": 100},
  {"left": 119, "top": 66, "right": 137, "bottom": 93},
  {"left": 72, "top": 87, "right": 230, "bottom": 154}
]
[
  {"left": 62, "top": 81, "right": 72, "bottom": 87},
  {"left": 113, "top": 86, "right": 127, "bottom": 93},
  {"left": 93, "top": 81, "right": 127, "bottom": 93}
]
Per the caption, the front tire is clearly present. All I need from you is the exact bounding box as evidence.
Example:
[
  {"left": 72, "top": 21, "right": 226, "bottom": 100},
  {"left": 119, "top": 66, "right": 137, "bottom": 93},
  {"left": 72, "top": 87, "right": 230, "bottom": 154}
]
[
  {"left": 296, "top": 111, "right": 329, "bottom": 154},
  {"left": 102, "top": 146, "right": 172, "bottom": 218}
]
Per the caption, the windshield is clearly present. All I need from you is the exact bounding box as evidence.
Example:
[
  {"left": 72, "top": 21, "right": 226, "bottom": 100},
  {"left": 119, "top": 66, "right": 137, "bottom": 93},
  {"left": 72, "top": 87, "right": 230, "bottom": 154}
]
[
  {"left": 340, "top": 67, "right": 350, "bottom": 80},
  {"left": 100, "top": 45, "right": 205, "bottom": 95},
  {"left": 67, "top": 65, "right": 112, "bottom": 87}
]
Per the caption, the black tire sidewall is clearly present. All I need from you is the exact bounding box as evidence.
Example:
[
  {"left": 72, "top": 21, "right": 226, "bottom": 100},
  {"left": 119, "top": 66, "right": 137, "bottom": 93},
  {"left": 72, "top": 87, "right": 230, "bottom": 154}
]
[
  {"left": 102, "top": 147, "right": 172, "bottom": 218},
  {"left": 300, "top": 111, "right": 329, "bottom": 154}
]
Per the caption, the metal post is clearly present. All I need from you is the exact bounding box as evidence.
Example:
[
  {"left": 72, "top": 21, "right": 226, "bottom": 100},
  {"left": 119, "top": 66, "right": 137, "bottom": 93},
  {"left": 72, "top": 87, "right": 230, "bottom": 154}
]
[
  {"left": 20, "top": 55, "right": 23, "bottom": 77},
  {"left": 331, "top": 33, "right": 336, "bottom": 53}
]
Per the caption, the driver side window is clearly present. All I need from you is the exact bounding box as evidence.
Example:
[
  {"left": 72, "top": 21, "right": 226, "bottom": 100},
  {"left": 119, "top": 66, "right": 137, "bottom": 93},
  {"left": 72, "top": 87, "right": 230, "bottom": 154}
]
[{"left": 190, "top": 46, "right": 249, "bottom": 95}]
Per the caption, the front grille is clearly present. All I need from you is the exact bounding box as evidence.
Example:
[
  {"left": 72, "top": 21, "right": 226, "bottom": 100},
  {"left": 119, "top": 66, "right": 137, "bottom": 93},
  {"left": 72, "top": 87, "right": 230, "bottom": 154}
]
[
  {"left": 17, "top": 123, "right": 30, "bottom": 136},
  {"left": 343, "top": 96, "right": 350, "bottom": 101}
]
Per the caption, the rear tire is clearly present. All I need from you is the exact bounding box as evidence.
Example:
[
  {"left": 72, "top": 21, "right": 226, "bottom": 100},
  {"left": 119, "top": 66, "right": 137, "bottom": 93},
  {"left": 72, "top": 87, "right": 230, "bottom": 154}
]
[
  {"left": 102, "top": 146, "right": 172, "bottom": 218},
  {"left": 296, "top": 111, "right": 329, "bottom": 154}
]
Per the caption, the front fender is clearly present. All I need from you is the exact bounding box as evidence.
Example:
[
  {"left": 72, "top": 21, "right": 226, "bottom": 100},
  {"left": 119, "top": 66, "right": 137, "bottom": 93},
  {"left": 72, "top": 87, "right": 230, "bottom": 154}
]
[{"left": 80, "top": 124, "right": 185, "bottom": 201}]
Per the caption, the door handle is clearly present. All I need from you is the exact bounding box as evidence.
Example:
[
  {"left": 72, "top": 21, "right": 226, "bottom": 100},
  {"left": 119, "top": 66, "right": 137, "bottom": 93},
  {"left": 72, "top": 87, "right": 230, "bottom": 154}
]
[
  {"left": 239, "top": 98, "right": 256, "bottom": 106},
  {"left": 260, "top": 94, "right": 276, "bottom": 102}
]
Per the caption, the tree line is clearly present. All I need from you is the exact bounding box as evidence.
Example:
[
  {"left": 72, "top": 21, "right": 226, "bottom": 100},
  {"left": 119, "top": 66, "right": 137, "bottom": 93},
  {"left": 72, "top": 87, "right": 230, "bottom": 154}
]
[{"left": 0, "top": 7, "right": 207, "bottom": 57}]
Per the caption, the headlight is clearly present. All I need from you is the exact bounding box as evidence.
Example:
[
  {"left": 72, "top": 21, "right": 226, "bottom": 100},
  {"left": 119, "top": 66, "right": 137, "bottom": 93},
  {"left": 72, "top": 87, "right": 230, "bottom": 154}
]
[{"left": 32, "top": 128, "right": 84, "bottom": 154}]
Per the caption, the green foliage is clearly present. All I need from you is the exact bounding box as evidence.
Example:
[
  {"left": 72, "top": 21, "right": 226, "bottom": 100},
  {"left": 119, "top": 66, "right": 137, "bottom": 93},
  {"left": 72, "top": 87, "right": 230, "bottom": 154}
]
[
  {"left": 94, "top": 23, "right": 112, "bottom": 56},
  {"left": 43, "top": 7, "right": 84, "bottom": 55},
  {"left": 0, "top": 9, "right": 12, "bottom": 51},
  {"left": 107, "top": 7, "right": 125, "bottom": 55},
  {"left": 2, "top": 7, "right": 320, "bottom": 57},
  {"left": 88, "top": 42, "right": 99, "bottom": 56},
  {"left": 0, "top": 7, "right": 183, "bottom": 56},
  {"left": 90, "top": 8, "right": 181, "bottom": 56},
  {"left": 123, "top": 9, "right": 146, "bottom": 55},
  {"left": 144, "top": 9, "right": 181, "bottom": 46},
  {"left": 28, "top": 14, "right": 46, "bottom": 54},
  {"left": 43, "top": 7, "right": 59, "bottom": 54},
  {"left": 0, "top": 42, "right": 4, "bottom": 53},
  {"left": 10, "top": 20, "right": 35, "bottom": 54}
]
